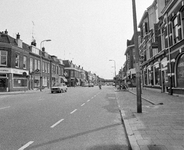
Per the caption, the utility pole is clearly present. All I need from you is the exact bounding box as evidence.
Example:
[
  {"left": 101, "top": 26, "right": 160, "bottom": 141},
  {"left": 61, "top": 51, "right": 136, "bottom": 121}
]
[{"left": 132, "top": 0, "right": 142, "bottom": 113}]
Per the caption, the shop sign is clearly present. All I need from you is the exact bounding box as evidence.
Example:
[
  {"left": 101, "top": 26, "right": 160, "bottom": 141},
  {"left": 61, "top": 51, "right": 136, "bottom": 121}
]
[
  {"left": 0, "top": 68, "right": 29, "bottom": 75},
  {"left": 0, "top": 68, "right": 11, "bottom": 73}
]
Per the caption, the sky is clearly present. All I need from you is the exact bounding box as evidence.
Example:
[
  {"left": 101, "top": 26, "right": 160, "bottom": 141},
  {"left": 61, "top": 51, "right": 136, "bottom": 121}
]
[{"left": 0, "top": 0, "right": 153, "bottom": 79}]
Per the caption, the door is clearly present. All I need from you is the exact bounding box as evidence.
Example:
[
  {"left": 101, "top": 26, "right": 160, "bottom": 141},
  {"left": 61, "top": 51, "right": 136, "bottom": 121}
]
[{"left": 0, "top": 78, "right": 7, "bottom": 92}]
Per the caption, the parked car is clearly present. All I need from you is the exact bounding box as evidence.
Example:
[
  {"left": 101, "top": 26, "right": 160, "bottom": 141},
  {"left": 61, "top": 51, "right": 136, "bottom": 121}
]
[
  {"left": 51, "top": 83, "right": 67, "bottom": 93},
  {"left": 88, "top": 83, "right": 94, "bottom": 87}
]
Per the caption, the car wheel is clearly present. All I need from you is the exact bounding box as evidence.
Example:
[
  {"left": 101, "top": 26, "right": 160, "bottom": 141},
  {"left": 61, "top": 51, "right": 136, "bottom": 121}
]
[{"left": 51, "top": 91, "right": 53, "bottom": 93}]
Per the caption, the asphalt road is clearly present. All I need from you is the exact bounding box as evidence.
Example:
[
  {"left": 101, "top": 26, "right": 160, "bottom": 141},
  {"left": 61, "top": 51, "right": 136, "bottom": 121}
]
[{"left": 0, "top": 86, "right": 129, "bottom": 150}]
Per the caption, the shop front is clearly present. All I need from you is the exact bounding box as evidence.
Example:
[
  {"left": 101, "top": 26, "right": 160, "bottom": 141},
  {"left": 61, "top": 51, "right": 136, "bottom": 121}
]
[{"left": 0, "top": 68, "right": 29, "bottom": 92}]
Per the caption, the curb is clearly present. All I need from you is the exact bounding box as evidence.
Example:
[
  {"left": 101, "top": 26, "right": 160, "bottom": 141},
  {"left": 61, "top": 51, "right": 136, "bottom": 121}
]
[
  {"left": 119, "top": 109, "right": 140, "bottom": 150},
  {"left": 128, "top": 90, "right": 164, "bottom": 105}
]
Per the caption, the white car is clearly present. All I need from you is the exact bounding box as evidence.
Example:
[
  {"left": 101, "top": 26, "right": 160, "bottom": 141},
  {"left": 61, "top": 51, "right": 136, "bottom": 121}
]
[{"left": 51, "top": 83, "right": 67, "bottom": 93}]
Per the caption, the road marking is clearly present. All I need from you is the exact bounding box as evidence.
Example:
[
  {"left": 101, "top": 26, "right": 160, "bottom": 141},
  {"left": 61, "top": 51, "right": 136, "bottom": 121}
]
[
  {"left": 81, "top": 103, "right": 85, "bottom": 106},
  {"left": 50, "top": 119, "right": 64, "bottom": 128},
  {"left": 91, "top": 97, "right": 94, "bottom": 99},
  {"left": 0, "top": 106, "right": 10, "bottom": 110},
  {"left": 18, "top": 141, "right": 34, "bottom": 150},
  {"left": 70, "top": 109, "right": 77, "bottom": 114},
  {"left": 87, "top": 99, "right": 90, "bottom": 102}
]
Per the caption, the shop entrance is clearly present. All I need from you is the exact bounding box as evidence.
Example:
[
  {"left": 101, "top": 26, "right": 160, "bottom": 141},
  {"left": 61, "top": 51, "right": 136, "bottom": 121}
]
[{"left": 0, "top": 78, "right": 7, "bottom": 92}]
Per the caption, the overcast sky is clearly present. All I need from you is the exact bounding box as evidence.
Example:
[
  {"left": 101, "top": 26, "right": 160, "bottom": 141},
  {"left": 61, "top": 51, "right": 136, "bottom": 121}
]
[{"left": 1, "top": 0, "right": 153, "bottom": 79}]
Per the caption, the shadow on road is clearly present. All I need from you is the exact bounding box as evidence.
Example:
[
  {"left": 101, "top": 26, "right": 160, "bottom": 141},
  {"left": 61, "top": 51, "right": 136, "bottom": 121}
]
[{"left": 27, "top": 123, "right": 122, "bottom": 150}]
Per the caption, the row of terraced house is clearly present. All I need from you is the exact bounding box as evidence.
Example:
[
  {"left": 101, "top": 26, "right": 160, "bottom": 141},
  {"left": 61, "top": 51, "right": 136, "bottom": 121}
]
[
  {"left": 0, "top": 31, "right": 99, "bottom": 92},
  {"left": 119, "top": 0, "right": 184, "bottom": 95}
]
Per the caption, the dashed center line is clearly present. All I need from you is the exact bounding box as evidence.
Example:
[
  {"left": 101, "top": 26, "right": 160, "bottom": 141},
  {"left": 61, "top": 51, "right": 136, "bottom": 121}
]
[
  {"left": 0, "top": 106, "right": 10, "bottom": 110},
  {"left": 18, "top": 141, "right": 34, "bottom": 150},
  {"left": 81, "top": 103, "right": 85, "bottom": 106},
  {"left": 50, "top": 119, "right": 64, "bottom": 128},
  {"left": 70, "top": 109, "right": 77, "bottom": 114},
  {"left": 87, "top": 99, "right": 90, "bottom": 102}
]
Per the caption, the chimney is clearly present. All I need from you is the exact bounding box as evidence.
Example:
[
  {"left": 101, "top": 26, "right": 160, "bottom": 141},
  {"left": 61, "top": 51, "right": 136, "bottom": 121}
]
[
  {"left": 16, "top": 33, "right": 20, "bottom": 39},
  {"left": 31, "top": 39, "right": 37, "bottom": 46},
  {"left": 5, "top": 29, "right": 8, "bottom": 34},
  {"left": 42, "top": 47, "right": 45, "bottom": 52}
]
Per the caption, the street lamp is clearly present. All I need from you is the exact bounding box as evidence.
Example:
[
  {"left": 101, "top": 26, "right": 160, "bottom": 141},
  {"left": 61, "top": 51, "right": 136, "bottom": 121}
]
[
  {"left": 109, "top": 59, "right": 116, "bottom": 77},
  {"left": 40, "top": 39, "right": 51, "bottom": 91}
]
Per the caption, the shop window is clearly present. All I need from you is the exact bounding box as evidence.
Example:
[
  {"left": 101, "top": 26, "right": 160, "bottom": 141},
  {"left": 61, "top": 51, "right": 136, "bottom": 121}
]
[
  {"left": 147, "top": 66, "right": 153, "bottom": 85},
  {"left": 13, "top": 78, "right": 27, "bottom": 87},
  {"left": 144, "top": 68, "right": 147, "bottom": 85},
  {"left": 154, "top": 63, "right": 160, "bottom": 85},
  {"left": 15, "top": 54, "right": 20, "bottom": 68},
  {"left": 177, "top": 54, "right": 184, "bottom": 88},
  {"left": 0, "top": 51, "right": 7, "bottom": 66},
  {"left": 23, "top": 56, "right": 27, "bottom": 69}
]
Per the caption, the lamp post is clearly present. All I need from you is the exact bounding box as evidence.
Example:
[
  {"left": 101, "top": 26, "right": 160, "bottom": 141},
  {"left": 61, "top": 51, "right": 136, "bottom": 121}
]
[
  {"left": 40, "top": 39, "right": 51, "bottom": 91},
  {"left": 132, "top": 0, "right": 142, "bottom": 113}
]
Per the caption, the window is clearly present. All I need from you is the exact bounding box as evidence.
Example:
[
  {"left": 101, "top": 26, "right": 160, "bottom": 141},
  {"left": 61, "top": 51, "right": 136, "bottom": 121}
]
[
  {"left": 164, "top": 23, "right": 169, "bottom": 48},
  {"left": 38, "top": 60, "right": 40, "bottom": 70},
  {"left": 23, "top": 56, "right": 27, "bottom": 69},
  {"left": 168, "top": 22, "right": 173, "bottom": 46},
  {"left": 34, "top": 59, "right": 38, "bottom": 70},
  {"left": 15, "top": 54, "right": 20, "bottom": 68},
  {"left": 71, "top": 70, "right": 74, "bottom": 77},
  {"left": 56, "top": 66, "right": 59, "bottom": 74},
  {"left": 42, "top": 61, "right": 45, "bottom": 72},
  {"left": 48, "top": 63, "right": 50, "bottom": 73},
  {"left": 30, "top": 58, "right": 33, "bottom": 72},
  {"left": 0, "top": 51, "right": 7, "bottom": 66},
  {"left": 44, "top": 62, "right": 47, "bottom": 73},
  {"left": 173, "top": 13, "right": 182, "bottom": 43}
]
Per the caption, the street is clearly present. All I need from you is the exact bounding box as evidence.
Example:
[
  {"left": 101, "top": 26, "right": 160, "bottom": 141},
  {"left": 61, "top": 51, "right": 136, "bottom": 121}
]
[{"left": 0, "top": 86, "right": 129, "bottom": 150}]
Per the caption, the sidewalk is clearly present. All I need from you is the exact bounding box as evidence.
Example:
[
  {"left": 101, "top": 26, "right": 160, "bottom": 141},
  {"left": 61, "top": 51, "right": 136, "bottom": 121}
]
[
  {"left": 0, "top": 88, "right": 50, "bottom": 95},
  {"left": 116, "top": 88, "right": 184, "bottom": 150}
]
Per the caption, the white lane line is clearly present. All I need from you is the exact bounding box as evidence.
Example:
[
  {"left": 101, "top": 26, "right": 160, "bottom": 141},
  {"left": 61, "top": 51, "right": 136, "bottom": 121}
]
[
  {"left": 18, "top": 141, "right": 34, "bottom": 150},
  {"left": 81, "top": 103, "right": 85, "bottom": 106},
  {"left": 87, "top": 99, "right": 90, "bottom": 102},
  {"left": 50, "top": 119, "right": 64, "bottom": 128},
  {"left": 0, "top": 106, "right": 10, "bottom": 110},
  {"left": 70, "top": 109, "right": 77, "bottom": 114}
]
